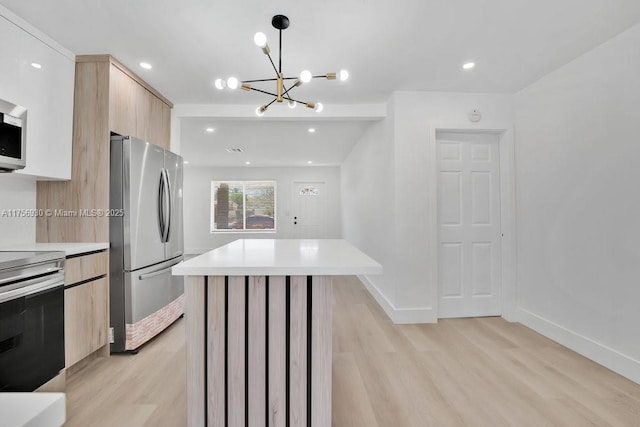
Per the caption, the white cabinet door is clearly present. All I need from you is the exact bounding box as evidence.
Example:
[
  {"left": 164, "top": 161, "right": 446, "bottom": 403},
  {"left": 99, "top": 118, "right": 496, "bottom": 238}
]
[
  {"left": 15, "top": 27, "right": 74, "bottom": 180},
  {"left": 0, "top": 18, "right": 21, "bottom": 105},
  {"left": 0, "top": 11, "right": 74, "bottom": 180}
]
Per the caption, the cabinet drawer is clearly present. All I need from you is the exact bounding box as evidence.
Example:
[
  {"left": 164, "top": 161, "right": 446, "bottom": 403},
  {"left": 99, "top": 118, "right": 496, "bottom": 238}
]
[
  {"left": 64, "top": 276, "right": 109, "bottom": 368},
  {"left": 65, "top": 251, "right": 108, "bottom": 285}
]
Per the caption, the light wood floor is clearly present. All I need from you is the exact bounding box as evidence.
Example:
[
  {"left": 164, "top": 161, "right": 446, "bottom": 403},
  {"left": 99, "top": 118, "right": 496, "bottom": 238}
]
[{"left": 65, "top": 276, "right": 640, "bottom": 426}]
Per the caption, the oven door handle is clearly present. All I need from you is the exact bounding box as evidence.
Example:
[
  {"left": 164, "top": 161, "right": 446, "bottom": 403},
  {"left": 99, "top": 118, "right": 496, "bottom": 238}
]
[
  {"left": 0, "top": 266, "right": 63, "bottom": 286},
  {"left": 0, "top": 273, "right": 64, "bottom": 303}
]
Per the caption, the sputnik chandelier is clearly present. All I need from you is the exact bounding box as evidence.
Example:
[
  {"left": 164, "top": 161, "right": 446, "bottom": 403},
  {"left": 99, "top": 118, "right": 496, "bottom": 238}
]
[{"left": 214, "top": 14, "right": 349, "bottom": 116}]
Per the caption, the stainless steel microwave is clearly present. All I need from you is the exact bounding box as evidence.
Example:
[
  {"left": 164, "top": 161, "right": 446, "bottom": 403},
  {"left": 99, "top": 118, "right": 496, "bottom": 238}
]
[{"left": 0, "top": 98, "right": 27, "bottom": 172}]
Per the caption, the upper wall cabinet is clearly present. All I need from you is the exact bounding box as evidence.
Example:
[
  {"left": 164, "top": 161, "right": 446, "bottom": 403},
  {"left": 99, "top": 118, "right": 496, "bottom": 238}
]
[
  {"left": 108, "top": 63, "right": 171, "bottom": 148},
  {"left": 0, "top": 11, "right": 75, "bottom": 180},
  {"left": 36, "top": 55, "right": 172, "bottom": 243}
]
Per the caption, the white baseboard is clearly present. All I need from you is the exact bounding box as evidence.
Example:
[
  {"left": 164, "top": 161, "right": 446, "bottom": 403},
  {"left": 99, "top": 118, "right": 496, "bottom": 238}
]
[
  {"left": 358, "top": 275, "right": 436, "bottom": 324},
  {"left": 517, "top": 308, "right": 640, "bottom": 385}
]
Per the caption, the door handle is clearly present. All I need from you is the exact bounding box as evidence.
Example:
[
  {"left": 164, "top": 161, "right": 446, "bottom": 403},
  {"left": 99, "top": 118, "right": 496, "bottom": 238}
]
[
  {"left": 138, "top": 258, "right": 182, "bottom": 280},
  {"left": 158, "top": 171, "right": 166, "bottom": 241},
  {"left": 139, "top": 265, "right": 173, "bottom": 280},
  {"left": 0, "top": 267, "right": 63, "bottom": 286},
  {"left": 0, "top": 273, "right": 64, "bottom": 304},
  {"left": 162, "top": 168, "right": 172, "bottom": 243}
]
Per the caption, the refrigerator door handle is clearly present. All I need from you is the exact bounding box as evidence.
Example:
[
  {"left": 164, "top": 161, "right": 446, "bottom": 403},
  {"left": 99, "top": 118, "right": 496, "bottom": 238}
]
[
  {"left": 158, "top": 170, "right": 166, "bottom": 241},
  {"left": 163, "top": 168, "right": 172, "bottom": 243},
  {"left": 137, "top": 257, "right": 183, "bottom": 280},
  {"left": 138, "top": 265, "right": 173, "bottom": 280}
]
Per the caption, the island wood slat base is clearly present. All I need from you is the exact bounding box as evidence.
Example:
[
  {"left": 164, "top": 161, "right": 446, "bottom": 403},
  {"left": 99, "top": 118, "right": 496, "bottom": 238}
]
[{"left": 185, "top": 275, "right": 332, "bottom": 427}]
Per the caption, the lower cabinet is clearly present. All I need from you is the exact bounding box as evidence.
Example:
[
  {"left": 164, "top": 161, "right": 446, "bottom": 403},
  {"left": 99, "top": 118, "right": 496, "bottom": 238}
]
[
  {"left": 64, "top": 277, "right": 109, "bottom": 367},
  {"left": 64, "top": 250, "right": 109, "bottom": 368}
]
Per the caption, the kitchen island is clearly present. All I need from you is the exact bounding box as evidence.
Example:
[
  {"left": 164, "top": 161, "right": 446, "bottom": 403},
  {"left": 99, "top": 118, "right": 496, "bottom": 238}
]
[{"left": 172, "top": 239, "right": 382, "bottom": 427}]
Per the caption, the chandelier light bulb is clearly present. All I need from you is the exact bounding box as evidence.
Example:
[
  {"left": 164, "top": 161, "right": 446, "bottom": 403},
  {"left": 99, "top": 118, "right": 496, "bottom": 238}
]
[
  {"left": 300, "top": 70, "right": 312, "bottom": 83},
  {"left": 255, "top": 105, "right": 266, "bottom": 116},
  {"left": 253, "top": 32, "right": 267, "bottom": 48},
  {"left": 288, "top": 100, "right": 296, "bottom": 109},
  {"left": 227, "top": 77, "right": 239, "bottom": 90},
  {"left": 214, "top": 78, "right": 226, "bottom": 90},
  {"left": 315, "top": 102, "right": 324, "bottom": 113},
  {"left": 339, "top": 69, "right": 349, "bottom": 81}
]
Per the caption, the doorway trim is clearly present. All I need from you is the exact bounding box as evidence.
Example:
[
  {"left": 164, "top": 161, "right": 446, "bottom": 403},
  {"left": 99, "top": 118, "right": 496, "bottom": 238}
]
[{"left": 427, "top": 125, "right": 517, "bottom": 321}]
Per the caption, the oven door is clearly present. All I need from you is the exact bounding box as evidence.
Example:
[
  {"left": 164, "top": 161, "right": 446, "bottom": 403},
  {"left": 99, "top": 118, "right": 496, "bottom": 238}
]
[{"left": 0, "top": 272, "right": 64, "bottom": 391}]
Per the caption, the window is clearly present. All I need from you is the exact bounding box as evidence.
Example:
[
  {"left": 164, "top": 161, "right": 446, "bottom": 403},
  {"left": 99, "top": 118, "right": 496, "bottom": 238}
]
[
  {"left": 211, "top": 181, "right": 276, "bottom": 232},
  {"left": 299, "top": 186, "right": 320, "bottom": 196}
]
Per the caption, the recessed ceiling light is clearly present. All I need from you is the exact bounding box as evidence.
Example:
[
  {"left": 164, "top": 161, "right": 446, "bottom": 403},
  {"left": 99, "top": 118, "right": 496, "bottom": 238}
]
[
  {"left": 140, "top": 62, "right": 152, "bottom": 70},
  {"left": 462, "top": 62, "right": 475, "bottom": 70},
  {"left": 245, "top": 161, "right": 251, "bottom": 165},
  {"left": 308, "top": 128, "right": 316, "bottom": 133},
  {"left": 183, "top": 160, "right": 189, "bottom": 165},
  {"left": 31, "top": 63, "right": 42, "bottom": 69},
  {"left": 206, "top": 127, "right": 215, "bottom": 133},
  {"left": 307, "top": 160, "right": 313, "bottom": 164}
]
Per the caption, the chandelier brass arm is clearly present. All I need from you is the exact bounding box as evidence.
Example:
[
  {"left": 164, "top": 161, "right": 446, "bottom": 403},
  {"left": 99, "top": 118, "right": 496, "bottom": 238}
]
[{"left": 214, "top": 14, "right": 349, "bottom": 116}]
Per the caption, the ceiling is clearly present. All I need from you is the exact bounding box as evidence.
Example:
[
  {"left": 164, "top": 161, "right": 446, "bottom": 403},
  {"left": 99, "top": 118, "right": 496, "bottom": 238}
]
[
  {"left": 3, "top": 0, "right": 640, "bottom": 166},
  {"left": 180, "top": 118, "right": 370, "bottom": 167}
]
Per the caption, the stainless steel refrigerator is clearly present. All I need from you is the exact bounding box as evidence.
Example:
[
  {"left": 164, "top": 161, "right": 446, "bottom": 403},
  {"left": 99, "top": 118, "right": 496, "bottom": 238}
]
[{"left": 109, "top": 135, "right": 184, "bottom": 353}]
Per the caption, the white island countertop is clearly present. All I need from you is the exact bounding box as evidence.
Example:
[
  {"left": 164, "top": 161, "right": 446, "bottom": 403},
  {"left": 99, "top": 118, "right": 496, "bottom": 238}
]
[
  {"left": 173, "top": 239, "right": 382, "bottom": 276},
  {"left": 0, "top": 393, "right": 65, "bottom": 427}
]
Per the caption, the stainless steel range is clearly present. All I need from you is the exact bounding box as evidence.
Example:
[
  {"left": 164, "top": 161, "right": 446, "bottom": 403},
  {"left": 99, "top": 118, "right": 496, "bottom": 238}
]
[{"left": 0, "top": 251, "right": 65, "bottom": 391}]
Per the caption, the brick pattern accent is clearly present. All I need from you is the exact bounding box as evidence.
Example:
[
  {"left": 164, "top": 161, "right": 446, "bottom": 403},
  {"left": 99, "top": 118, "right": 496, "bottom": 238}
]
[{"left": 125, "top": 294, "right": 185, "bottom": 351}]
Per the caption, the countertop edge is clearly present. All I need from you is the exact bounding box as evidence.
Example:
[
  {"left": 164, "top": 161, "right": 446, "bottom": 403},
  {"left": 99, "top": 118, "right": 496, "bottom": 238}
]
[
  {"left": 0, "top": 242, "right": 109, "bottom": 256},
  {"left": 173, "top": 266, "right": 383, "bottom": 276}
]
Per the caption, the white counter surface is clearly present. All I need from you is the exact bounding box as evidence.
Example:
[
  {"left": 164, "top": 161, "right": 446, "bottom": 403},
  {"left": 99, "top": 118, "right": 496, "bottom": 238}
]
[
  {"left": 173, "top": 239, "right": 382, "bottom": 276},
  {"left": 0, "top": 242, "right": 109, "bottom": 256},
  {"left": 0, "top": 393, "right": 65, "bottom": 427}
]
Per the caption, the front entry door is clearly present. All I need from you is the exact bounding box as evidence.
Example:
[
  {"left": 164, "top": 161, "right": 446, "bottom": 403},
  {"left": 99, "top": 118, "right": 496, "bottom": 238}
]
[
  {"left": 437, "top": 132, "right": 502, "bottom": 318},
  {"left": 293, "top": 182, "right": 327, "bottom": 238}
]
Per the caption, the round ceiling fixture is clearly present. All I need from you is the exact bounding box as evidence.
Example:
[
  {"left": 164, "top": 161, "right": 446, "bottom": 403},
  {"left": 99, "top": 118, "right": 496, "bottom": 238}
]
[
  {"left": 271, "top": 15, "right": 290, "bottom": 30},
  {"left": 468, "top": 109, "right": 482, "bottom": 123}
]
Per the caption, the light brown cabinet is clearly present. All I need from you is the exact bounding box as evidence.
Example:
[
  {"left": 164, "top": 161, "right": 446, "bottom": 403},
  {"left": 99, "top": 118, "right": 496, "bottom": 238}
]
[
  {"left": 64, "top": 250, "right": 109, "bottom": 368},
  {"left": 36, "top": 56, "right": 171, "bottom": 369},
  {"left": 109, "top": 63, "right": 171, "bottom": 148},
  {"left": 36, "top": 55, "right": 173, "bottom": 243},
  {"left": 65, "top": 250, "right": 109, "bottom": 285}
]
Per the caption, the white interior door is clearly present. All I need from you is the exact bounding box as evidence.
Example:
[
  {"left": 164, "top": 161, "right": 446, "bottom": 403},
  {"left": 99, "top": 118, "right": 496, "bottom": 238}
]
[
  {"left": 293, "top": 182, "right": 327, "bottom": 238},
  {"left": 437, "top": 132, "right": 502, "bottom": 318}
]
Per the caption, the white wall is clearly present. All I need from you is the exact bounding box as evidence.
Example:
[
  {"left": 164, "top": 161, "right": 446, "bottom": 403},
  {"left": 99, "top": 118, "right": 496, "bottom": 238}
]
[
  {"left": 514, "top": 22, "right": 640, "bottom": 383},
  {"left": 184, "top": 166, "right": 342, "bottom": 253},
  {"left": 341, "top": 111, "right": 396, "bottom": 305},
  {"left": 0, "top": 174, "right": 37, "bottom": 244},
  {"left": 342, "top": 91, "right": 514, "bottom": 322}
]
